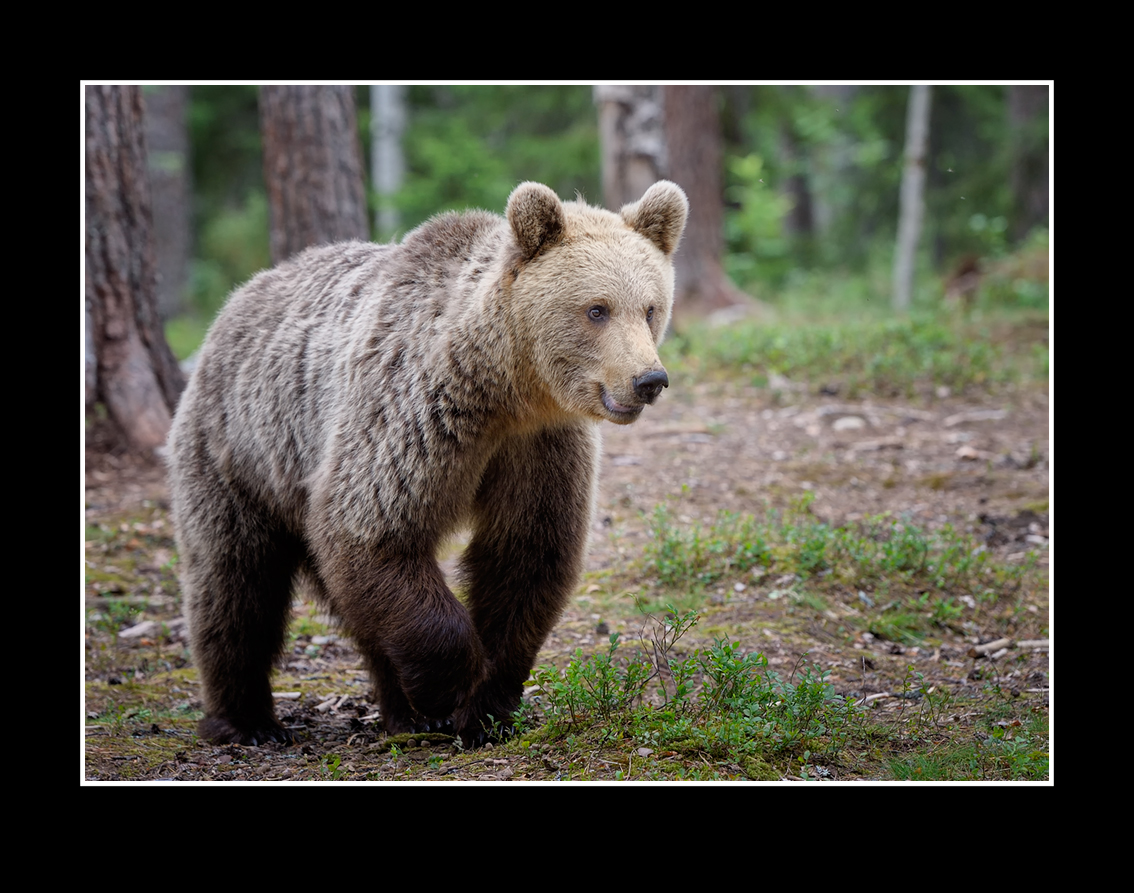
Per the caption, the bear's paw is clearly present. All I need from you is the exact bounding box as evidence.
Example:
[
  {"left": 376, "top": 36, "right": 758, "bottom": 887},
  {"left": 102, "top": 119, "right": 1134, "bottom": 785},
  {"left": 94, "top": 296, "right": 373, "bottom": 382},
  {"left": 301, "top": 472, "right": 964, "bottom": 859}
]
[{"left": 199, "top": 714, "right": 293, "bottom": 747}]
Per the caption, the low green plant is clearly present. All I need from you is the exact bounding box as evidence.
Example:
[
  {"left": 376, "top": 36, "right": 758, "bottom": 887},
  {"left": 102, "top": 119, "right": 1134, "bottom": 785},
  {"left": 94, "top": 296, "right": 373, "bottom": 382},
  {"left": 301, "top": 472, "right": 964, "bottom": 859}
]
[
  {"left": 321, "top": 754, "right": 347, "bottom": 780},
  {"left": 869, "top": 608, "right": 928, "bottom": 646},
  {"left": 534, "top": 609, "right": 698, "bottom": 731},
  {"left": 529, "top": 606, "right": 860, "bottom": 775},
  {"left": 645, "top": 506, "right": 770, "bottom": 593},
  {"left": 878, "top": 667, "right": 1048, "bottom": 780},
  {"left": 88, "top": 702, "right": 131, "bottom": 735},
  {"left": 87, "top": 599, "right": 143, "bottom": 636}
]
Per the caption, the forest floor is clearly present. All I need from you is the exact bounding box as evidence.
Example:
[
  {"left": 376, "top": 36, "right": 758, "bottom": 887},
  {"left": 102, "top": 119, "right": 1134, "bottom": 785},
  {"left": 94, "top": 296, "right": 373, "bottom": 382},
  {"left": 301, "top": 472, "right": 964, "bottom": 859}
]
[{"left": 84, "top": 317, "right": 1050, "bottom": 782}]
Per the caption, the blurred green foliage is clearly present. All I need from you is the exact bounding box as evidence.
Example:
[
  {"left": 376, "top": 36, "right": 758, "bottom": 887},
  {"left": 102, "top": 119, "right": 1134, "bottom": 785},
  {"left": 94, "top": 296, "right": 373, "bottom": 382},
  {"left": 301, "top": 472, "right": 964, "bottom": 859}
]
[
  {"left": 184, "top": 86, "right": 268, "bottom": 326},
  {"left": 720, "top": 85, "right": 1040, "bottom": 288},
  {"left": 724, "top": 153, "right": 795, "bottom": 285},
  {"left": 178, "top": 85, "right": 600, "bottom": 341},
  {"left": 392, "top": 85, "right": 600, "bottom": 233},
  {"left": 172, "top": 84, "right": 1047, "bottom": 356}
]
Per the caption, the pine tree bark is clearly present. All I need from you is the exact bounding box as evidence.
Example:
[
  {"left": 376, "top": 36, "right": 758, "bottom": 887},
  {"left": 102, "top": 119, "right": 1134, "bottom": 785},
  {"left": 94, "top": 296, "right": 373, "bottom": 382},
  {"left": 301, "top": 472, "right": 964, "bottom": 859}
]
[
  {"left": 1008, "top": 85, "right": 1049, "bottom": 242},
  {"left": 85, "top": 85, "right": 185, "bottom": 454},
  {"left": 662, "top": 85, "right": 754, "bottom": 324},
  {"left": 260, "top": 86, "right": 370, "bottom": 264}
]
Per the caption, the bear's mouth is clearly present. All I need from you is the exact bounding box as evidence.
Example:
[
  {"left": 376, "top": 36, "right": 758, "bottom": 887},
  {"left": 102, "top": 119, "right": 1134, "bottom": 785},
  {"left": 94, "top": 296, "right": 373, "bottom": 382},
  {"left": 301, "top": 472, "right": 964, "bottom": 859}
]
[{"left": 600, "top": 387, "right": 644, "bottom": 421}]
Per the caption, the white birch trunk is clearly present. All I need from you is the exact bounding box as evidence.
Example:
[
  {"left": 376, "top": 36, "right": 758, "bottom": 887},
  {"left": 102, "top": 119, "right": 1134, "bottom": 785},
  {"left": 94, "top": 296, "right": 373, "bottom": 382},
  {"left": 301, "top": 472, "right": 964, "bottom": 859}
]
[
  {"left": 593, "top": 85, "right": 666, "bottom": 209},
  {"left": 892, "top": 84, "right": 931, "bottom": 313},
  {"left": 371, "top": 84, "right": 406, "bottom": 238}
]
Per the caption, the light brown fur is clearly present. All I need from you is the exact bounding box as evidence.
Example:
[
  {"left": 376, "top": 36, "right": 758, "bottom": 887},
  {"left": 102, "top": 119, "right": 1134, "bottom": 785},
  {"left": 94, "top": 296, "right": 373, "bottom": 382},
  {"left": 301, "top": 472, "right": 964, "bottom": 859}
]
[{"left": 167, "top": 180, "right": 688, "bottom": 746}]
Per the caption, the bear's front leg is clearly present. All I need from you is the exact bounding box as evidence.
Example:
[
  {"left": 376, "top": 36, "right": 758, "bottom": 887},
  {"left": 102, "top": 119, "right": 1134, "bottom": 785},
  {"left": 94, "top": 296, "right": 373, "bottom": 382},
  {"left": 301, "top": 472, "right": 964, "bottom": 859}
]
[
  {"left": 180, "top": 520, "right": 303, "bottom": 746},
  {"left": 455, "top": 424, "right": 599, "bottom": 746},
  {"left": 169, "top": 429, "right": 307, "bottom": 747},
  {"left": 320, "top": 548, "right": 488, "bottom": 734}
]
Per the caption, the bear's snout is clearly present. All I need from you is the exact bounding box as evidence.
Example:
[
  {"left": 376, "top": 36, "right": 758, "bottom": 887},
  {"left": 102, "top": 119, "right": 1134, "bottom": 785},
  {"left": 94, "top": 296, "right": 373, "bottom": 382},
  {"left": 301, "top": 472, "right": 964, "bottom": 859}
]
[{"left": 633, "top": 369, "right": 669, "bottom": 404}]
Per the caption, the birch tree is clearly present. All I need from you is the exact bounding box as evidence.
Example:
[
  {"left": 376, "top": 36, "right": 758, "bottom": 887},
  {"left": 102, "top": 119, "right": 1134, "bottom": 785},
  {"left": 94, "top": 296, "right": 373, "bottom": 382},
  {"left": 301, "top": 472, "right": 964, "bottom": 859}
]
[
  {"left": 594, "top": 85, "right": 667, "bottom": 209},
  {"left": 371, "top": 84, "right": 406, "bottom": 239},
  {"left": 892, "top": 84, "right": 931, "bottom": 313}
]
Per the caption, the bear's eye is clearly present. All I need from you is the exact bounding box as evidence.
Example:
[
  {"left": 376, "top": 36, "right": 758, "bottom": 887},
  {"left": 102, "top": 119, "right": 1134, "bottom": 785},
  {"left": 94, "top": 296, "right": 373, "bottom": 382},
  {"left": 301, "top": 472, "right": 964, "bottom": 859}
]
[
  {"left": 647, "top": 306, "right": 655, "bottom": 322},
  {"left": 588, "top": 305, "right": 608, "bottom": 322}
]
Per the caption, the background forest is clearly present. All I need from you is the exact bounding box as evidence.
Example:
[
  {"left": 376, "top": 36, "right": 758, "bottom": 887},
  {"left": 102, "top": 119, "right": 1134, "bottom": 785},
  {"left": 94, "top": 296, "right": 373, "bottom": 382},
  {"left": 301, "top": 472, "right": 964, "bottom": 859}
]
[{"left": 154, "top": 84, "right": 1048, "bottom": 356}]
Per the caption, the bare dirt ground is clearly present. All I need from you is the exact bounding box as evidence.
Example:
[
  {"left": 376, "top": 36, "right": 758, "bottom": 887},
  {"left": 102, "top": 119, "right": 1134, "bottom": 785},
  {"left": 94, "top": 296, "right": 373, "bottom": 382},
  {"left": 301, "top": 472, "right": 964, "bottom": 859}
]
[{"left": 83, "top": 372, "right": 1049, "bottom": 781}]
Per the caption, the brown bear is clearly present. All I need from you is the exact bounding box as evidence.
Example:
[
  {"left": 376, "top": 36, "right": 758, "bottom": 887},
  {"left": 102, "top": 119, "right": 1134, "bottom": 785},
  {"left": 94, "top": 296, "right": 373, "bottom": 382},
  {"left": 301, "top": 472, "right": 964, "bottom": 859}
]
[{"left": 167, "top": 180, "right": 688, "bottom": 747}]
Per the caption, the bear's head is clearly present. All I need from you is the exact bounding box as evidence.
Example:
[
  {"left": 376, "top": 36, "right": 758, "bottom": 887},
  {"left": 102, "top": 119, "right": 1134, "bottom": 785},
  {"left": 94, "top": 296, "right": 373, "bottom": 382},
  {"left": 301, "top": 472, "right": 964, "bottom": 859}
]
[{"left": 505, "top": 180, "right": 688, "bottom": 425}]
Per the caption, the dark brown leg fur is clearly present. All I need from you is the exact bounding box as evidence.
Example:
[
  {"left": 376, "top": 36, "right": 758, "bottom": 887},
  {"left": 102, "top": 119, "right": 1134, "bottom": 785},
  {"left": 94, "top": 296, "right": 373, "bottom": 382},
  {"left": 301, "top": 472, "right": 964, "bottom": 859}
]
[
  {"left": 364, "top": 648, "right": 419, "bottom": 733},
  {"left": 177, "top": 461, "right": 302, "bottom": 746},
  {"left": 455, "top": 425, "right": 596, "bottom": 746},
  {"left": 363, "top": 646, "right": 453, "bottom": 735},
  {"left": 320, "top": 549, "right": 487, "bottom": 734}
]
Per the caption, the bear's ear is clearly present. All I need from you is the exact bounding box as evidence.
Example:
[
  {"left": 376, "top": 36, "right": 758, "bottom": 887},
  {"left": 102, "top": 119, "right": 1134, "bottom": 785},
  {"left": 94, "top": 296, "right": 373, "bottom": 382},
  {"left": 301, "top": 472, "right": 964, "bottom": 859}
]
[
  {"left": 620, "top": 180, "right": 689, "bottom": 257},
  {"left": 507, "top": 182, "right": 567, "bottom": 260}
]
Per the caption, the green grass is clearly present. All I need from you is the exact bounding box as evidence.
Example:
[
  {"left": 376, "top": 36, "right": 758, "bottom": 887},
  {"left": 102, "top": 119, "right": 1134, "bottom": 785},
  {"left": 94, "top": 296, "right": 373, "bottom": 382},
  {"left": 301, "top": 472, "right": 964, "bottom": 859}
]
[
  {"left": 665, "top": 240, "right": 1049, "bottom": 399},
  {"left": 665, "top": 313, "right": 1045, "bottom": 399},
  {"left": 640, "top": 494, "right": 1041, "bottom": 643},
  {"left": 883, "top": 675, "right": 1049, "bottom": 780},
  {"left": 887, "top": 729, "right": 1048, "bottom": 781}
]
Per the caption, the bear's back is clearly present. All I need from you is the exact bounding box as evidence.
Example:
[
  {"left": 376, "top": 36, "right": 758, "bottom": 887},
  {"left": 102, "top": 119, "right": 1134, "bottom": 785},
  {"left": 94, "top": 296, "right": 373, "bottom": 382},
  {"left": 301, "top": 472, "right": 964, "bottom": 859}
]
[{"left": 170, "top": 212, "right": 513, "bottom": 528}]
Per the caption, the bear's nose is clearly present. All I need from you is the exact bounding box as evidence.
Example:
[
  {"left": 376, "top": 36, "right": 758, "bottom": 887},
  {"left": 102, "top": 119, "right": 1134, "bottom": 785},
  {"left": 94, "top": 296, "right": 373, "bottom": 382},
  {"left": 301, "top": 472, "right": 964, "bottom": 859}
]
[{"left": 633, "top": 369, "right": 669, "bottom": 404}]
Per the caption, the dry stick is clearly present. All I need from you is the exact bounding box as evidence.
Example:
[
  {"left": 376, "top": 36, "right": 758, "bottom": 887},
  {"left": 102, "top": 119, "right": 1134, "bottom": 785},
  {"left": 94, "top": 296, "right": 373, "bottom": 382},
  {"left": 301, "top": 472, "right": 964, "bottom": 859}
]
[{"left": 968, "top": 638, "right": 1013, "bottom": 657}]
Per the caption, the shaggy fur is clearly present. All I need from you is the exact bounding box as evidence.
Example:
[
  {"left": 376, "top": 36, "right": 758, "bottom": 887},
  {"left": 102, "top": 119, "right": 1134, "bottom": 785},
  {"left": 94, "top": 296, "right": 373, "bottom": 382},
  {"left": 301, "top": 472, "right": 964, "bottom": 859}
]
[{"left": 167, "top": 180, "right": 689, "bottom": 746}]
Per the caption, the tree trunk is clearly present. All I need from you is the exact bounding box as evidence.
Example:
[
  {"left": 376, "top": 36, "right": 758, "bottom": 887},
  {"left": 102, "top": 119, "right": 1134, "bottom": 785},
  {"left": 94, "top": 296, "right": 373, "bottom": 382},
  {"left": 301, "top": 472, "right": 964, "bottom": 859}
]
[
  {"left": 662, "top": 85, "right": 754, "bottom": 324},
  {"left": 594, "top": 85, "right": 667, "bottom": 209},
  {"left": 260, "top": 86, "right": 370, "bottom": 264},
  {"left": 1008, "top": 85, "right": 1049, "bottom": 242},
  {"left": 85, "top": 85, "right": 185, "bottom": 455},
  {"left": 144, "top": 85, "right": 192, "bottom": 320},
  {"left": 892, "top": 85, "right": 932, "bottom": 313},
  {"left": 780, "top": 123, "right": 815, "bottom": 240},
  {"left": 371, "top": 84, "right": 407, "bottom": 240}
]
